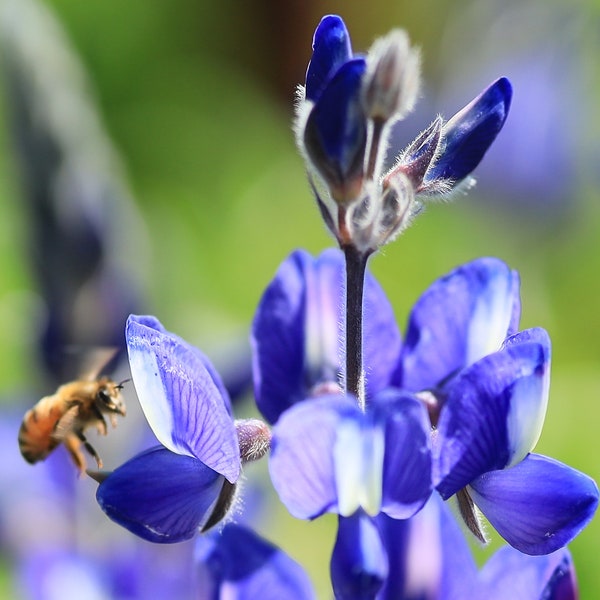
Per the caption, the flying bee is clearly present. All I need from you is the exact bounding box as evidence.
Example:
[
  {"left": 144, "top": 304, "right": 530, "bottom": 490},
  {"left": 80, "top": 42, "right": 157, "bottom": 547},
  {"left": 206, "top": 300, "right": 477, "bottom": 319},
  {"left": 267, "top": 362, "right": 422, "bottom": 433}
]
[{"left": 18, "top": 350, "right": 128, "bottom": 475}]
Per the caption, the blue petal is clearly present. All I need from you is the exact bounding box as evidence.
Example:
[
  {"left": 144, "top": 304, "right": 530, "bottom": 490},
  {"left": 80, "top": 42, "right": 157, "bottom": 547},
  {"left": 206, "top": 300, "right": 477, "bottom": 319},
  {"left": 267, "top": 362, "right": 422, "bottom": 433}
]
[
  {"left": 97, "top": 446, "right": 225, "bottom": 543},
  {"left": 477, "top": 546, "right": 577, "bottom": 600},
  {"left": 304, "top": 59, "right": 368, "bottom": 194},
  {"left": 435, "top": 335, "right": 550, "bottom": 497},
  {"left": 269, "top": 395, "right": 355, "bottom": 519},
  {"left": 363, "top": 268, "right": 403, "bottom": 399},
  {"left": 469, "top": 453, "right": 599, "bottom": 555},
  {"left": 395, "top": 257, "right": 520, "bottom": 392},
  {"left": 126, "top": 315, "right": 239, "bottom": 482},
  {"left": 252, "top": 250, "right": 313, "bottom": 424},
  {"left": 306, "top": 15, "right": 353, "bottom": 102},
  {"left": 375, "top": 392, "right": 432, "bottom": 518},
  {"left": 252, "top": 249, "right": 400, "bottom": 423},
  {"left": 425, "top": 77, "right": 513, "bottom": 183},
  {"left": 501, "top": 328, "right": 551, "bottom": 466},
  {"left": 376, "top": 494, "right": 477, "bottom": 600},
  {"left": 195, "top": 524, "right": 315, "bottom": 599},
  {"left": 331, "top": 513, "right": 388, "bottom": 600}
]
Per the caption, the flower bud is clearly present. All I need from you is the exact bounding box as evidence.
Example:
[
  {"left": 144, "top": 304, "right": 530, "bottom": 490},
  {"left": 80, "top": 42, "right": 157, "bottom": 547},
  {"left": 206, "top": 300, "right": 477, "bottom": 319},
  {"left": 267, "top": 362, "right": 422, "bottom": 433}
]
[{"left": 362, "top": 29, "right": 421, "bottom": 123}]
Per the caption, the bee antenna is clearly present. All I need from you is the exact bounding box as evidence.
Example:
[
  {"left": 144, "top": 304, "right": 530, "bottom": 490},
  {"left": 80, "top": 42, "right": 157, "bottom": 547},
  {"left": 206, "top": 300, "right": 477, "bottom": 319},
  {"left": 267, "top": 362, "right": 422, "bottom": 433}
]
[{"left": 116, "top": 378, "right": 131, "bottom": 390}]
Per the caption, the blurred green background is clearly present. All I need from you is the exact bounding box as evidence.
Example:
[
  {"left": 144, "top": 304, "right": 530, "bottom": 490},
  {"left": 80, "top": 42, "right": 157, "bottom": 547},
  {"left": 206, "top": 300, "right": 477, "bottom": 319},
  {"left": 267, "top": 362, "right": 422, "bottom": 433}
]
[{"left": 1, "top": 0, "right": 599, "bottom": 597}]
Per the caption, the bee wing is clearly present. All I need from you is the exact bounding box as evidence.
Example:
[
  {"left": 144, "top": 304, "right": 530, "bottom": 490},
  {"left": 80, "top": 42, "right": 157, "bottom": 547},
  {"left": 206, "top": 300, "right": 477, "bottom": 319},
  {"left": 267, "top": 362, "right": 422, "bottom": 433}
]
[
  {"left": 79, "top": 347, "right": 119, "bottom": 381},
  {"left": 52, "top": 404, "right": 80, "bottom": 441}
]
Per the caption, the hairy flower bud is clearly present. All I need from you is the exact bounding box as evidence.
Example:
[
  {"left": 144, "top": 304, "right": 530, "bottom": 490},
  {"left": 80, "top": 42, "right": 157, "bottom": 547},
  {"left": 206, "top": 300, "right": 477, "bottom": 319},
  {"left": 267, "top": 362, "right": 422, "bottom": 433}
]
[{"left": 362, "top": 29, "right": 421, "bottom": 123}]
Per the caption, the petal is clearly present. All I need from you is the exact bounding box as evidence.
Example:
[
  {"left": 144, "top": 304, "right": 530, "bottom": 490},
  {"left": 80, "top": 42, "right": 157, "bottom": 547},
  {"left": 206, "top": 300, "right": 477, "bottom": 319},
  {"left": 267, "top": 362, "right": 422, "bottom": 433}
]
[
  {"left": 195, "top": 524, "right": 315, "bottom": 600},
  {"left": 395, "top": 257, "right": 520, "bottom": 392},
  {"left": 269, "top": 395, "right": 355, "bottom": 519},
  {"left": 126, "top": 315, "right": 239, "bottom": 482},
  {"left": 425, "top": 77, "right": 512, "bottom": 184},
  {"left": 334, "top": 410, "right": 385, "bottom": 517},
  {"left": 252, "top": 250, "right": 316, "bottom": 424},
  {"left": 470, "top": 454, "right": 599, "bottom": 555},
  {"left": 306, "top": 15, "right": 353, "bottom": 102},
  {"left": 477, "top": 546, "right": 577, "bottom": 600},
  {"left": 376, "top": 392, "right": 432, "bottom": 518},
  {"left": 331, "top": 513, "right": 388, "bottom": 600},
  {"left": 435, "top": 335, "right": 550, "bottom": 497},
  {"left": 362, "top": 267, "right": 403, "bottom": 398},
  {"left": 376, "top": 494, "right": 477, "bottom": 600},
  {"left": 501, "top": 328, "right": 551, "bottom": 467},
  {"left": 304, "top": 59, "right": 368, "bottom": 196},
  {"left": 252, "top": 249, "right": 400, "bottom": 423},
  {"left": 97, "top": 446, "right": 225, "bottom": 543}
]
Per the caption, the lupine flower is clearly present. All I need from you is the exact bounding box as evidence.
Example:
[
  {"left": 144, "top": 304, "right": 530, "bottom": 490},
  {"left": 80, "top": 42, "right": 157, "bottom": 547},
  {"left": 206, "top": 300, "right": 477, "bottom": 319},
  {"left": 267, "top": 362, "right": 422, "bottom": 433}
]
[
  {"left": 195, "top": 524, "right": 315, "bottom": 600},
  {"left": 269, "top": 390, "right": 432, "bottom": 522},
  {"left": 95, "top": 315, "right": 270, "bottom": 543},
  {"left": 252, "top": 248, "right": 401, "bottom": 424},
  {"left": 295, "top": 14, "right": 512, "bottom": 252},
  {"left": 331, "top": 493, "right": 579, "bottom": 599},
  {"left": 255, "top": 250, "right": 430, "bottom": 523},
  {"left": 254, "top": 249, "right": 597, "bottom": 556},
  {"left": 390, "top": 258, "right": 598, "bottom": 554}
]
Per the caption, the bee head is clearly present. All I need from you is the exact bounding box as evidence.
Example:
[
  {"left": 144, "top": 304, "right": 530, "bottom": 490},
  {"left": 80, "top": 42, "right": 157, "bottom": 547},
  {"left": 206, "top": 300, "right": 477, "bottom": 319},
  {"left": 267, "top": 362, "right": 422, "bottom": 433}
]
[{"left": 96, "top": 380, "right": 127, "bottom": 416}]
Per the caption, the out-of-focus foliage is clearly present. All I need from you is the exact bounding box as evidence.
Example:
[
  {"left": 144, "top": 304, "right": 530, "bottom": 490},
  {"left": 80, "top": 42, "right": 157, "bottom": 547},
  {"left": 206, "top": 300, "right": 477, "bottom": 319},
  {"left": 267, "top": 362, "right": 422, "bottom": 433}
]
[{"left": 0, "top": 0, "right": 599, "bottom": 597}]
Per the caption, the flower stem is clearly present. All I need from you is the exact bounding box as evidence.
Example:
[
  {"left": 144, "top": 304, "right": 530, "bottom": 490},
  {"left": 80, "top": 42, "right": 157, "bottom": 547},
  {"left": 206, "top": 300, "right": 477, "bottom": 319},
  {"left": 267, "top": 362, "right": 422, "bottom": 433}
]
[{"left": 343, "top": 244, "right": 370, "bottom": 411}]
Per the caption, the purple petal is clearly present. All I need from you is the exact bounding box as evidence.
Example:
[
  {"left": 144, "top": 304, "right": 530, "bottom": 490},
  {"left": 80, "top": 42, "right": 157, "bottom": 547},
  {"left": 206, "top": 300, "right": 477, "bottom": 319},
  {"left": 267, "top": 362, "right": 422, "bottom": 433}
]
[
  {"left": 252, "top": 250, "right": 399, "bottom": 423},
  {"left": 395, "top": 257, "right": 520, "bottom": 392},
  {"left": 376, "top": 392, "right": 432, "bottom": 518},
  {"left": 306, "top": 15, "right": 353, "bottom": 102},
  {"left": 331, "top": 513, "right": 388, "bottom": 600},
  {"left": 252, "top": 249, "right": 340, "bottom": 424},
  {"left": 195, "top": 524, "right": 315, "bottom": 600},
  {"left": 304, "top": 59, "right": 368, "bottom": 194},
  {"left": 470, "top": 453, "right": 599, "bottom": 555},
  {"left": 425, "top": 77, "right": 512, "bottom": 184},
  {"left": 269, "top": 395, "right": 354, "bottom": 519},
  {"left": 435, "top": 335, "right": 550, "bottom": 497},
  {"left": 376, "top": 494, "right": 477, "bottom": 600},
  {"left": 363, "top": 268, "right": 403, "bottom": 399},
  {"left": 126, "top": 315, "right": 239, "bottom": 482},
  {"left": 97, "top": 446, "right": 225, "bottom": 543},
  {"left": 477, "top": 546, "right": 577, "bottom": 600}
]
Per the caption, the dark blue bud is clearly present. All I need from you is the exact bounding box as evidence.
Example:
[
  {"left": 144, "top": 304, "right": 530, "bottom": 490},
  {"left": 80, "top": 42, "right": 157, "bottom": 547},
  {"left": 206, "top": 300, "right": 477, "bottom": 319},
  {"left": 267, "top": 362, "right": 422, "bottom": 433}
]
[
  {"left": 306, "top": 15, "right": 353, "bottom": 102},
  {"left": 425, "top": 77, "right": 512, "bottom": 185},
  {"left": 304, "top": 58, "right": 368, "bottom": 202}
]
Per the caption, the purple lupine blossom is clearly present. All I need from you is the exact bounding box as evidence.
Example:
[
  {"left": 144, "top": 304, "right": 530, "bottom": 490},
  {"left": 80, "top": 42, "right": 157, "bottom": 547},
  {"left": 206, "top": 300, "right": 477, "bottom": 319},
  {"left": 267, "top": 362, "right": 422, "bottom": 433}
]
[
  {"left": 255, "top": 248, "right": 597, "bottom": 557},
  {"left": 330, "top": 493, "right": 579, "bottom": 599},
  {"left": 393, "top": 259, "right": 598, "bottom": 554},
  {"left": 195, "top": 524, "right": 315, "bottom": 600},
  {"left": 95, "top": 315, "right": 247, "bottom": 543},
  {"left": 252, "top": 248, "right": 401, "bottom": 424}
]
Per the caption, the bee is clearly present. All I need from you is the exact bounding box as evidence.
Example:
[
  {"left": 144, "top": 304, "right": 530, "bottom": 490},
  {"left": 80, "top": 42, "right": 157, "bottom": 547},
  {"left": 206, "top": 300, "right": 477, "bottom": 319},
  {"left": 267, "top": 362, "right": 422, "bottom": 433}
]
[{"left": 18, "top": 350, "right": 127, "bottom": 475}]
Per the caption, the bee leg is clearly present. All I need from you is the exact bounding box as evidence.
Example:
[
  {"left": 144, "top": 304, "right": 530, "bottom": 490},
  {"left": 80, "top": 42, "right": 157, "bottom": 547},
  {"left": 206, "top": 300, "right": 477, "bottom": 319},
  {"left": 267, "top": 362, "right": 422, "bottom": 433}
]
[
  {"left": 76, "top": 430, "right": 104, "bottom": 470},
  {"left": 96, "top": 416, "right": 108, "bottom": 436},
  {"left": 63, "top": 433, "right": 88, "bottom": 475},
  {"left": 92, "top": 405, "right": 108, "bottom": 436}
]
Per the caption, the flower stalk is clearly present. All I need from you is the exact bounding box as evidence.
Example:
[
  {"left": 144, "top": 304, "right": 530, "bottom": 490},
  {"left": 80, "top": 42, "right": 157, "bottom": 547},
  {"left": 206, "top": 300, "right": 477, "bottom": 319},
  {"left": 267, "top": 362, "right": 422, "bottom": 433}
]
[{"left": 343, "top": 244, "right": 370, "bottom": 410}]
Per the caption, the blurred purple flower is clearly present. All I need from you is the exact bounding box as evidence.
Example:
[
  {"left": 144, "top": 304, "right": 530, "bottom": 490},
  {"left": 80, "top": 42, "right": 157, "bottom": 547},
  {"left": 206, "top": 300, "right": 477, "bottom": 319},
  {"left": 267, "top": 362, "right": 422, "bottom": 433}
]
[{"left": 195, "top": 524, "right": 315, "bottom": 599}]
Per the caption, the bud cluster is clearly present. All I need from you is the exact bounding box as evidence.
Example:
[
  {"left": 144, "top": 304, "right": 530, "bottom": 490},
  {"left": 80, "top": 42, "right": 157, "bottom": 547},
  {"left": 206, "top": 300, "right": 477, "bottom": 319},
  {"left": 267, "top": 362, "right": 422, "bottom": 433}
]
[{"left": 295, "top": 15, "right": 512, "bottom": 254}]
